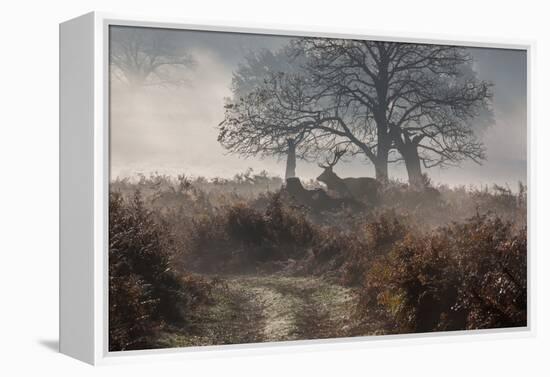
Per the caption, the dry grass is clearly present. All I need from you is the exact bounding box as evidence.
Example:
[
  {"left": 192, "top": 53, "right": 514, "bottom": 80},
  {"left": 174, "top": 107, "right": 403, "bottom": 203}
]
[{"left": 109, "top": 172, "right": 527, "bottom": 348}]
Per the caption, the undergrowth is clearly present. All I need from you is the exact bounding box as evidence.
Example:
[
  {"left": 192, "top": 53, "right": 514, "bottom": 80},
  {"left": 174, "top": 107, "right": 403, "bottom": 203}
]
[{"left": 109, "top": 172, "right": 527, "bottom": 347}]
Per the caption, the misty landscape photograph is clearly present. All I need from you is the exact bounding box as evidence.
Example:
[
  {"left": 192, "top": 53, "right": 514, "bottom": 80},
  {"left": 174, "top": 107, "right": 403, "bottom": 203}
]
[{"left": 108, "top": 25, "right": 527, "bottom": 351}]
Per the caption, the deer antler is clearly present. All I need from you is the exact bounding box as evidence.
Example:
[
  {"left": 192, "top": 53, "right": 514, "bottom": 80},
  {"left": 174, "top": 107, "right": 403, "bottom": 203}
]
[{"left": 318, "top": 146, "right": 347, "bottom": 169}]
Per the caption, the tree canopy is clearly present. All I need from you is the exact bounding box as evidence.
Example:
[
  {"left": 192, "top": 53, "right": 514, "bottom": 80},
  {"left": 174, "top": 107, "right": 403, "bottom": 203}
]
[{"left": 219, "top": 38, "right": 493, "bottom": 186}]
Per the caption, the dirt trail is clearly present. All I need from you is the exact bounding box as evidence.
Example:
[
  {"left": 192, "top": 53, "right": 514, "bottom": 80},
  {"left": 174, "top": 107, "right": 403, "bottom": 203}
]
[
  {"left": 162, "top": 275, "right": 358, "bottom": 347},
  {"left": 230, "top": 275, "right": 357, "bottom": 342}
]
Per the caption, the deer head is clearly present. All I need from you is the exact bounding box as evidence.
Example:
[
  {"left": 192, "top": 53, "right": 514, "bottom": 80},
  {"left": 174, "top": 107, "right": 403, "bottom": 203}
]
[{"left": 317, "top": 147, "right": 347, "bottom": 185}]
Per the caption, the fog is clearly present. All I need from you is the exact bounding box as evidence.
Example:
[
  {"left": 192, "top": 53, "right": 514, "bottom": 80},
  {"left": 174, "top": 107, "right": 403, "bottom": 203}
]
[{"left": 110, "top": 27, "right": 527, "bottom": 188}]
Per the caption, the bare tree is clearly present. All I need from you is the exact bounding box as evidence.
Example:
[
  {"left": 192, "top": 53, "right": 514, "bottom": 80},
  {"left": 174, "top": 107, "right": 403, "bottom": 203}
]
[
  {"left": 221, "top": 39, "right": 492, "bottom": 186},
  {"left": 220, "top": 70, "right": 334, "bottom": 179},
  {"left": 219, "top": 47, "right": 343, "bottom": 179},
  {"left": 385, "top": 49, "right": 492, "bottom": 187},
  {"left": 110, "top": 26, "right": 195, "bottom": 88},
  {"left": 292, "top": 39, "right": 396, "bottom": 181},
  {"left": 294, "top": 39, "right": 493, "bottom": 186}
]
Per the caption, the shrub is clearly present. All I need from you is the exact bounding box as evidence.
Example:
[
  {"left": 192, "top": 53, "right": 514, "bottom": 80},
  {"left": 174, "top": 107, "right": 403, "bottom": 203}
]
[
  {"left": 109, "top": 174, "right": 528, "bottom": 339},
  {"left": 340, "top": 212, "right": 409, "bottom": 286},
  {"left": 187, "top": 193, "right": 317, "bottom": 271},
  {"left": 310, "top": 228, "right": 365, "bottom": 281},
  {"left": 264, "top": 193, "right": 316, "bottom": 248},
  {"left": 364, "top": 213, "right": 409, "bottom": 255},
  {"left": 109, "top": 191, "right": 210, "bottom": 351},
  {"left": 359, "top": 214, "right": 527, "bottom": 334}
]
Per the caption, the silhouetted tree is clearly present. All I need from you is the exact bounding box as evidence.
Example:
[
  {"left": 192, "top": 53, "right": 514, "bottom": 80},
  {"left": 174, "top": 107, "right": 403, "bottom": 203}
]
[
  {"left": 221, "top": 39, "right": 492, "bottom": 186},
  {"left": 110, "top": 26, "right": 195, "bottom": 88},
  {"left": 294, "top": 39, "right": 493, "bottom": 186},
  {"left": 220, "top": 48, "right": 339, "bottom": 179}
]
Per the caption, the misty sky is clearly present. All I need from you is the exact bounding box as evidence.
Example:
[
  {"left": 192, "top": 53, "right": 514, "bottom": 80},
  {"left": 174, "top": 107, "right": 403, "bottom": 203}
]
[{"left": 109, "top": 26, "right": 527, "bottom": 188}]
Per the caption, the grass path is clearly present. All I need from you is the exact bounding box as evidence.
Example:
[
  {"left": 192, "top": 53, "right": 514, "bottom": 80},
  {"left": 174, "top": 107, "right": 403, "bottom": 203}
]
[{"left": 161, "top": 275, "right": 359, "bottom": 347}]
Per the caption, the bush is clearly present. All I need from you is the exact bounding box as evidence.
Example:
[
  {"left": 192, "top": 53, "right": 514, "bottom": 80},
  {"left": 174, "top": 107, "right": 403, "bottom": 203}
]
[
  {"left": 340, "top": 212, "right": 408, "bottom": 286},
  {"left": 358, "top": 214, "right": 527, "bottom": 334},
  {"left": 377, "top": 181, "right": 526, "bottom": 230},
  {"left": 109, "top": 174, "right": 528, "bottom": 339},
  {"left": 187, "top": 193, "right": 317, "bottom": 272},
  {"left": 109, "top": 191, "right": 210, "bottom": 351}
]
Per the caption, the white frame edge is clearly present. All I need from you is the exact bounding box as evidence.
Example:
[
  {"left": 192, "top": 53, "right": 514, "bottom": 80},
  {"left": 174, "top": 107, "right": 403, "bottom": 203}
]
[
  {"left": 60, "top": 12, "right": 96, "bottom": 365},
  {"left": 59, "top": 11, "right": 536, "bottom": 365}
]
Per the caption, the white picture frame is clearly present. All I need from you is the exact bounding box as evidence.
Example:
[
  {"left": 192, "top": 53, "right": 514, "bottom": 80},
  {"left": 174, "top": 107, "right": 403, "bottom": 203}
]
[{"left": 59, "top": 11, "right": 535, "bottom": 365}]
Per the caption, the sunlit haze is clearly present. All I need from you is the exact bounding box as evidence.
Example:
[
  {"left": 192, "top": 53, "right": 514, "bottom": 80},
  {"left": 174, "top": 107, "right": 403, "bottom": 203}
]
[{"left": 110, "top": 27, "right": 527, "bottom": 189}]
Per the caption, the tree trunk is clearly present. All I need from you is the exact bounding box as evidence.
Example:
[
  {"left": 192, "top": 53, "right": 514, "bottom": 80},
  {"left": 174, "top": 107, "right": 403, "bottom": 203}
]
[
  {"left": 374, "top": 158, "right": 388, "bottom": 182},
  {"left": 402, "top": 146, "right": 424, "bottom": 189},
  {"left": 373, "top": 107, "right": 390, "bottom": 182},
  {"left": 285, "top": 138, "right": 297, "bottom": 180},
  {"left": 375, "top": 133, "right": 390, "bottom": 182}
]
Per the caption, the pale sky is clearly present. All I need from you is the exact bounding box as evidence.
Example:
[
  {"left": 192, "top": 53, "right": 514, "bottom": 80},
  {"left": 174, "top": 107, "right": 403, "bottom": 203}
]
[{"left": 109, "top": 26, "right": 527, "bottom": 188}]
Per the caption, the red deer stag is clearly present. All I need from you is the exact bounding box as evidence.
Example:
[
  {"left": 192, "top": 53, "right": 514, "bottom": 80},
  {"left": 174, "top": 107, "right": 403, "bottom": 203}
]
[
  {"left": 284, "top": 177, "right": 363, "bottom": 212},
  {"left": 317, "top": 148, "right": 381, "bottom": 204}
]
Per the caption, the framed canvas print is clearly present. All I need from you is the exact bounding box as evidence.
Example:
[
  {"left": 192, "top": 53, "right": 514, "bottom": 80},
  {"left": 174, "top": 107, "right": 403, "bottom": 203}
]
[{"left": 59, "top": 12, "right": 533, "bottom": 365}]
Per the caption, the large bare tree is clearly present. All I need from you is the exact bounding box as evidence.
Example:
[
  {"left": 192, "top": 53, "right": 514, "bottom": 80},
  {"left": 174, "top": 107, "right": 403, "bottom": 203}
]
[
  {"left": 389, "top": 64, "right": 492, "bottom": 186},
  {"left": 220, "top": 44, "right": 388, "bottom": 180},
  {"left": 219, "top": 48, "right": 342, "bottom": 179},
  {"left": 220, "top": 39, "right": 492, "bottom": 186},
  {"left": 294, "top": 39, "right": 493, "bottom": 186}
]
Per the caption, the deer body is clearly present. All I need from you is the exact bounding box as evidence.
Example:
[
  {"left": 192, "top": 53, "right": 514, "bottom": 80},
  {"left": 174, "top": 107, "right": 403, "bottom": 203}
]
[
  {"left": 317, "top": 148, "right": 380, "bottom": 204},
  {"left": 342, "top": 177, "right": 380, "bottom": 201},
  {"left": 317, "top": 170, "right": 380, "bottom": 203},
  {"left": 284, "top": 177, "right": 362, "bottom": 212}
]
